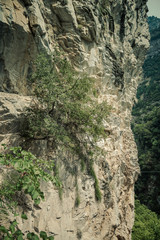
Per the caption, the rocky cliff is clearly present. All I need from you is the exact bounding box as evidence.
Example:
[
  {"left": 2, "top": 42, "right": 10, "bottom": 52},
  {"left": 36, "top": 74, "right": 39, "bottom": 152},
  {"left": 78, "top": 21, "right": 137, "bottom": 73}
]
[{"left": 0, "top": 0, "right": 149, "bottom": 239}]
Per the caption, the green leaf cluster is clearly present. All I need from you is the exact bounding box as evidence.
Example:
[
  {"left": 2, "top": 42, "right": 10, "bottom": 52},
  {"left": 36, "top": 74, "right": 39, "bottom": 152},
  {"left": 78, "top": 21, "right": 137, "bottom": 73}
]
[
  {"left": 0, "top": 220, "right": 23, "bottom": 240},
  {"left": 0, "top": 147, "right": 57, "bottom": 207},
  {"left": 0, "top": 147, "right": 55, "bottom": 239},
  {"left": 0, "top": 221, "right": 54, "bottom": 240},
  {"left": 132, "top": 200, "right": 160, "bottom": 240}
]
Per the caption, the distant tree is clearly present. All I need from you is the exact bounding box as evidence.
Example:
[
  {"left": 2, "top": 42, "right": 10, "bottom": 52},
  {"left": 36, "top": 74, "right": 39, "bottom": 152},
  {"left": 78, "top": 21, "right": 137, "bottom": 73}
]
[{"left": 132, "top": 200, "right": 160, "bottom": 240}]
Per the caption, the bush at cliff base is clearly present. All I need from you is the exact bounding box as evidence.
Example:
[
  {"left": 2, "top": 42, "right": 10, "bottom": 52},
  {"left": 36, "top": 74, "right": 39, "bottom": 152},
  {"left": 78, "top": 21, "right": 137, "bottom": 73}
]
[{"left": 132, "top": 200, "right": 160, "bottom": 240}]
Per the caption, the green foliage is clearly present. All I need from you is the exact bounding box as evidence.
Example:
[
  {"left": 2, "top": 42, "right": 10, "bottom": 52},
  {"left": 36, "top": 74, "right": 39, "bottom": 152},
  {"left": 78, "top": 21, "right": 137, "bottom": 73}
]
[
  {"left": 24, "top": 52, "right": 110, "bottom": 142},
  {"left": 75, "top": 195, "right": 80, "bottom": 207},
  {"left": 0, "top": 220, "right": 23, "bottom": 240},
  {"left": 132, "top": 107, "right": 160, "bottom": 212},
  {"left": 75, "top": 183, "right": 80, "bottom": 207},
  {"left": 132, "top": 17, "right": 160, "bottom": 213},
  {"left": 53, "top": 164, "right": 63, "bottom": 200},
  {"left": 0, "top": 147, "right": 57, "bottom": 207},
  {"left": 0, "top": 147, "right": 55, "bottom": 240},
  {"left": 23, "top": 51, "right": 111, "bottom": 200},
  {"left": 0, "top": 222, "right": 54, "bottom": 240},
  {"left": 88, "top": 162, "right": 102, "bottom": 201},
  {"left": 132, "top": 200, "right": 160, "bottom": 240}
]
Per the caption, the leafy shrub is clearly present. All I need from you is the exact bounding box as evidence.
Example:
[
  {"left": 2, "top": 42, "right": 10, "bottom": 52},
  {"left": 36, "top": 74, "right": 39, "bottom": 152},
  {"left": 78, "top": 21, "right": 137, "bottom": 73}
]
[
  {"left": 0, "top": 146, "right": 55, "bottom": 239},
  {"left": 0, "top": 146, "right": 58, "bottom": 207},
  {"left": 0, "top": 221, "right": 54, "bottom": 240},
  {"left": 132, "top": 200, "right": 160, "bottom": 240}
]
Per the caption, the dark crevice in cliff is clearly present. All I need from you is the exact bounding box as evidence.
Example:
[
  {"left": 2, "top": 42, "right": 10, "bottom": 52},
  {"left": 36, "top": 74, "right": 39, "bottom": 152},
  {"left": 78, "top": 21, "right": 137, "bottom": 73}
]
[
  {"left": 0, "top": 58, "right": 11, "bottom": 93},
  {"left": 20, "top": 0, "right": 32, "bottom": 7},
  {"left": 109, "top": 14, "right": 114, "bottom": 34},
  {"left": 0, "top": 21, "right": 36, "bottom": 93},
  {"left": 120, "top": 0, "right": 127, "bottom": 42},
  {"left": 105, "top": 45, "right": 117, "bottom": 60},
  {"left": 112, "top": 61, "right": 124, "bottom": 90}
]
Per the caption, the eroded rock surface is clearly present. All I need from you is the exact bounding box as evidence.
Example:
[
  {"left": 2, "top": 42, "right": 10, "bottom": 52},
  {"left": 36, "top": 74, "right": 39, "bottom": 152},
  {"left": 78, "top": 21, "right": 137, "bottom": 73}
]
[{"left": 0, "top": 0, "right": 149, "bottom": 239}]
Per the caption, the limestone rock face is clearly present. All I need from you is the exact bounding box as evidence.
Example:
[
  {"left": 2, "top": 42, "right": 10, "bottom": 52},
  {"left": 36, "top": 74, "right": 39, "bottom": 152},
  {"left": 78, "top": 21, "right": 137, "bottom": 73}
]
[{"left": 0, "top": 0, "right": 149, "bottom": 239}]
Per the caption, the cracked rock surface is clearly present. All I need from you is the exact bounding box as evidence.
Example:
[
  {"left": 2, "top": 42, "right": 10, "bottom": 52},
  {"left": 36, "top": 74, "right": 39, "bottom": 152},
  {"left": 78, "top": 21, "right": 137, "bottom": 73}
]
[{"left": 0, "top": 0, "right": 149, "bottom": 239}]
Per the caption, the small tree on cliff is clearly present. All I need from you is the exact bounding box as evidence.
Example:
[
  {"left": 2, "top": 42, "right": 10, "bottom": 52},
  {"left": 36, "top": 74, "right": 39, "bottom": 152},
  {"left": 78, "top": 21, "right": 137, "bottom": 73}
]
[{"left": 23, "top": 51, "right": 111, "bottom": 201}]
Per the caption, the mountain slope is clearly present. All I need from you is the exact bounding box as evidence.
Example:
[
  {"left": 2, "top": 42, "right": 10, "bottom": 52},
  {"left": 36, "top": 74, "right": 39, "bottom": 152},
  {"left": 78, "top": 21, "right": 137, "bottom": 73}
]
[{"left": 132, "top": 16, "right": 160, "bottom": 214}]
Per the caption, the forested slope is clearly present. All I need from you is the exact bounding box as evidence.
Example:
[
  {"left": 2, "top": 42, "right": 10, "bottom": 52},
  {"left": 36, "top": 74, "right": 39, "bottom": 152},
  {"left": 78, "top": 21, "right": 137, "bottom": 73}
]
[{"left": 132, "top": 16, "right": 160, "bottom": 214}]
